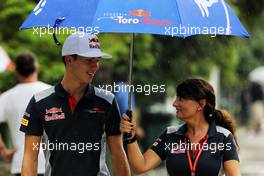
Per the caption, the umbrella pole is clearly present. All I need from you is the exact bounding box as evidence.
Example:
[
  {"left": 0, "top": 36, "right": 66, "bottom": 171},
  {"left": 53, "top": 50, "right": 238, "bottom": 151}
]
[
  {"left": 128, "top": 33, "right": 134, "bottom": 111},
  {"left": 124, "top": 33, "right": 134, "bottom": 139}
]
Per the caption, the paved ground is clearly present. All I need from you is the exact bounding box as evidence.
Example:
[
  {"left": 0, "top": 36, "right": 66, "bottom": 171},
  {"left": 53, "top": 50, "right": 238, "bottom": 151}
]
[
  {"left": 0, "top": 162, "right": 11, "bottom": 176},
  {"left": 239, "top": 128, "right": 264, "bottom": 176}
]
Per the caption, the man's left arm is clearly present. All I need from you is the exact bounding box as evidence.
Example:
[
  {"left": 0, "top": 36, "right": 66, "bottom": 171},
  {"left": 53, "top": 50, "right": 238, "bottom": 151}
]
[
  {"left": 107, "top": 135, "right": 130, "bottom": 176},
  {"left": 105, "top": 97, "right": 130, "bottom": 175}
]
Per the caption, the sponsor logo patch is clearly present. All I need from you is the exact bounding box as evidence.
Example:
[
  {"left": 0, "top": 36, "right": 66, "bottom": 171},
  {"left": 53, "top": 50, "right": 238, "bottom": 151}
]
[
  {"left": 24, "top": 112, "right": 30, "bottom": 118},
  {"left": 21, "top": 118, "right": 29, "bottom": 126},
  {"left": 87, "top": 107, "right": 105, "bottom": 114},
  {"left": 44, "top": 107, "right": 65, "bottom": 121},
  {"left": 97, "top": 9, "right": 172, "bottom": 26},
  {"left": 171, "top": 147, "right": 185, "bottom": 154},
  {"left": 152, "top": 141, "right": 159, "bottom": 147}
]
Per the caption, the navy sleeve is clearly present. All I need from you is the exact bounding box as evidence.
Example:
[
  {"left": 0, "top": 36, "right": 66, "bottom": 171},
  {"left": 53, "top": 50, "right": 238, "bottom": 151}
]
[
  {"left": 150, "top": 129, "right": 167, "bottom": 160},
  {"left": 105, "top": 98, "right": 121, "bottom": 136},
  {"left": 19, "top": 96, "right": 43, "bottom": 136},
  {"left": 223, "top": 133, "right": 239, "bottom": 162}
]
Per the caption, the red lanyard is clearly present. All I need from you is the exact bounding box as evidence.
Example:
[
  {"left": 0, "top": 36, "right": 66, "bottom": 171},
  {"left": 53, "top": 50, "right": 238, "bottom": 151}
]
[{"left": 186, "top": 135, "right": 208, "bottom": 176}]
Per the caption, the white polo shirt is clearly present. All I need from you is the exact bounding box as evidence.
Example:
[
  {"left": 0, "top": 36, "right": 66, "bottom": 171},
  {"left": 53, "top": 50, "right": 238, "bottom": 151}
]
[{"left": 0, "top": 81, "right": 50, "bottom": 174}]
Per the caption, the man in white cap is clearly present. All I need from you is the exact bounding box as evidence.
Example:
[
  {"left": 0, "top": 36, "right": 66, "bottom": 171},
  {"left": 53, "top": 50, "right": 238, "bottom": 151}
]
[{"left": 20, "top": 32, "right": 130, "bottom": 176}]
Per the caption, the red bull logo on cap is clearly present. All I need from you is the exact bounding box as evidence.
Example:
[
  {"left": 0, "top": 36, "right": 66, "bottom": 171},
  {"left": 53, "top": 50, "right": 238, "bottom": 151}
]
[
  {"left": 89, "top": 36, "right": 100, "bottom": 49},
  {"left": 89, "top": 36, "right": 99, "bottom": 43}
]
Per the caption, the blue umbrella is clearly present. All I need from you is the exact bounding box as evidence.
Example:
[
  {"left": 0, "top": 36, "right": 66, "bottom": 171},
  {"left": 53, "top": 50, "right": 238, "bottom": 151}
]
[
  {"left": 20, "top": 0, "right": 249, "bottom": 37},
  {"left": 20, "top": 0, "right": 249, "bottom": 111}
]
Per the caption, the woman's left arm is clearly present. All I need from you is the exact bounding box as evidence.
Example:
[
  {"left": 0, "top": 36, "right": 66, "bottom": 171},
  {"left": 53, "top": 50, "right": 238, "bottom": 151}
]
[
  {"left": 222, "top": 132, "right": 241, "bottom": 176},
  {"left": 224, "top": 160, "right": 241, "bottom": 176}
]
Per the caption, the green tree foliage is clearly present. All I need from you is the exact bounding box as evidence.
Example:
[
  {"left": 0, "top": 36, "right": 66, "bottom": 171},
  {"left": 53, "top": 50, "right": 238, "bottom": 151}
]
[
  {"left": 233, "top": 0, "right": 264, "bottom": 27},
  {"left": 0, "top": 0, "right": 64, "bottom": 91}
]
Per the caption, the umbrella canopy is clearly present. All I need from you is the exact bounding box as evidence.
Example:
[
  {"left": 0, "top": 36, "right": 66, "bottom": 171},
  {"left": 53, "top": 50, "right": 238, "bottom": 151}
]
[
  {"left": 19, "top": 0, "right": 249, "bottom": 112},
  {"left": 20, "top": 0, "right": 249, "bottom": 38},
  {"left": 249, "top": 66, "right": 264, "bottom": 84}
]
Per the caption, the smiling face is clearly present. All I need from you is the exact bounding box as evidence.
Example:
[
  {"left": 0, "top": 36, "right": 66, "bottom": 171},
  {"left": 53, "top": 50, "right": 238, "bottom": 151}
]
[
  {"left": 173, "top": 96, "right": 202, "bottom": 121},
  {"left": 174, "top": 79, "right": 216, "bottom": 123},
  {"left": 66, "top": 55, "right": 99, "bottom": 84}
]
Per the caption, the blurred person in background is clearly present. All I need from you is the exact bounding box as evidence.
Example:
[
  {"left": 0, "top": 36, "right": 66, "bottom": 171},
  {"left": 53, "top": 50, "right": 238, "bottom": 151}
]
[
  {"left": 0, "top": 52, "right": 50, "bottom": 176},
  {"left": 120, "top": 78, "right": 240, "bottom": 176},
  {"left": 249, "top": 82, "right": 264, "bottom": 134},
  {"left": 240, "top": 85, "right": 251, "bottom": 126}
]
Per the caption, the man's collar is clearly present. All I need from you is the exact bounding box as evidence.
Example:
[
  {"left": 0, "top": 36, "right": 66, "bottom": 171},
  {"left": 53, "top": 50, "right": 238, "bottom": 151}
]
[
  {"left": 55, "top": 82, "right": 94, "bottom": 98},
  {"left": 84, "top": 84, "right": 94, "bottom": 98},
  {"left": 55, "top": 83, "right": 68, "bottom": 97}
]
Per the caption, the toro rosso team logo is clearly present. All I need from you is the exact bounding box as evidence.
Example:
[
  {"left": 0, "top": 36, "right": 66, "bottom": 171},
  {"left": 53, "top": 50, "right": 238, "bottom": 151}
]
[
  {"left": 87, "top": 107, "right": 105, "bottom": 114},
  {"left": 44, "top": 107, "right": 65, "bottom": 121},
  {"left": 97, "top": 9, "right": 172, "bottom": 26}
]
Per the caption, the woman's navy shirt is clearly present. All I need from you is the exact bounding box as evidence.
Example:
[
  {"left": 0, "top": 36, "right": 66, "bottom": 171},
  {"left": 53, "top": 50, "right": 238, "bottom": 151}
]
[{"left": 150, "top": 121, "right": 239, "bottom": 176}]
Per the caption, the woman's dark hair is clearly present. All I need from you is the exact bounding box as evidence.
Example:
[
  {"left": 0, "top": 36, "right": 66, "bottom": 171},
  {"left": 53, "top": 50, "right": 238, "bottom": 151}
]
[{"left": 176, "top": 78, "right": 238, "bottom": 146}]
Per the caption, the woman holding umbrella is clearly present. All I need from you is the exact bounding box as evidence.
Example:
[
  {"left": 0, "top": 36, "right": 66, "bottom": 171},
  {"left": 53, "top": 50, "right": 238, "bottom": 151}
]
[{"left": 120, "top": 78, "right": 240, "bottom": 176}]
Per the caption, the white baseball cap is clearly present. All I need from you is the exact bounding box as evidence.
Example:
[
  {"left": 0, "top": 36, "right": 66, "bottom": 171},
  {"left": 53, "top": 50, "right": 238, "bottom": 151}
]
[{"left": 62, "top": 32, "right": 112, "bottom": 59}]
